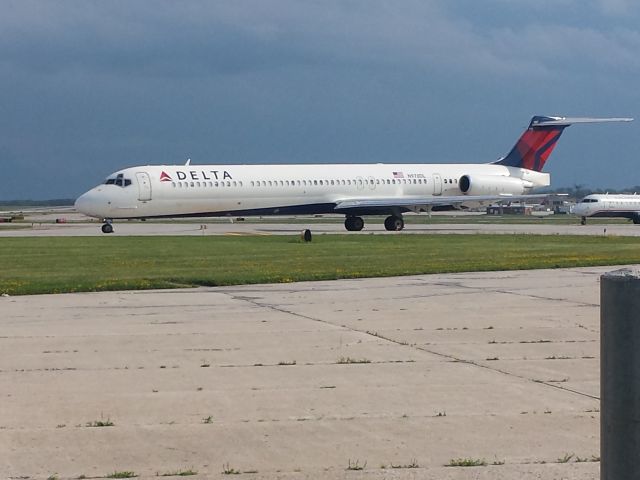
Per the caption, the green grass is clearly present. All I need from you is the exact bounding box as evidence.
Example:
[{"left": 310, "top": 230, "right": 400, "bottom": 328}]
[
  {"left": 2, "top": 234, "right": 640, "bottom": 295},
  {"left": 85, "top": 418, "right": 114, "bottom": 427},
  {"left": 106, "top": 472, "right": 137, "bottom": 479},
  {"left": 159, "top": 468, "right": 198, "bottom": 476},
  {"left": 446, "top": 458, "right": 487, "bottom": 467}
]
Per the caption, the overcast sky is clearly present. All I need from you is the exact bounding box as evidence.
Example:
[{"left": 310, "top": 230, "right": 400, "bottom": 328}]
[{"left": 1, "top": 0, "right": 638, "bottom": 200}]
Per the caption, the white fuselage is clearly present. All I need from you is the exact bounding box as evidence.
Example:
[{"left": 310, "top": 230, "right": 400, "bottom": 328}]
[
  {"left": 572, "top": 194, "right": 640, "bottom": 222},
  {"left": 75, "top": 163, "right": 550, "bottom": 220}
]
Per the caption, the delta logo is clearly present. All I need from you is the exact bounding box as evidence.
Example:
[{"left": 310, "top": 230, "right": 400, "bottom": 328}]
[{"left": 160, "top": 170, "right": 233, "bottom": 181}]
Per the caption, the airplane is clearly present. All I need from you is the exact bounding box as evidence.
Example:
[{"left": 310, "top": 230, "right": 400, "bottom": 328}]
[
  {"left": 74, "top": 115, "right": 632, "bottom": 233},
  {"left": 572, "top": 193, "right": 640, "bottom": 225}
]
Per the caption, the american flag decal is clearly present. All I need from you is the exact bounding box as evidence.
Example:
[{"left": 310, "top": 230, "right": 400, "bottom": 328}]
[{"left": 392, "top": 171, "right": 404, "bottom": 179}]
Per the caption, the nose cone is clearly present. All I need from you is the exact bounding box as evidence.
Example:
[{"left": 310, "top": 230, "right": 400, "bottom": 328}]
[{"left": 75, "top": 189, "right": 104, "bottom": 218}]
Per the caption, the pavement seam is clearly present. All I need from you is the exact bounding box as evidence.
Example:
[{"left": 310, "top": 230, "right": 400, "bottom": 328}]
[{"left": 223, "top": 293, "right": 600, "bottom": 402}]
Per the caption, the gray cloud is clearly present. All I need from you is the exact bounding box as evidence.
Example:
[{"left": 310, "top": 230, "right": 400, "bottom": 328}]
[{"left": 0, "top": 0, "right": 638, "bottom": 199}]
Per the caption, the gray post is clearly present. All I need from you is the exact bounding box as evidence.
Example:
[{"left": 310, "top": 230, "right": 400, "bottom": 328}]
[{"left": 601, "top": 268, "right": 640, "bottom": 480}]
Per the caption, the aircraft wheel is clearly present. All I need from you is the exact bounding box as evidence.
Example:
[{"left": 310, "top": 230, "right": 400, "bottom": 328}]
[
  {"left": 384, "top": 215, "right": 404, "bottom": 231},
  {"left": 580, "top": 217, "right": 586, "bottom": 226},
  {"left": 101, "top": 223, "right": 114, "bottom": 234},
  {"left": 633, "top": 216, "right": 640, "bottom": 225},
  {"left": 344, "top": 216, "right": 364, "bottom": 231}
]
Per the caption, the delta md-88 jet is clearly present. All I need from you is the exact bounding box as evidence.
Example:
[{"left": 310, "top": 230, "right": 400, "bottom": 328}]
[{"left": 75, "top": 115, "right": 632, "bottom": 233}]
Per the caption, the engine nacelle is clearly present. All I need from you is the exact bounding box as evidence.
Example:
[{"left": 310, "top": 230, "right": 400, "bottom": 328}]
[{"left": 459, "top": 175, "right": 533, "bottom": 196}]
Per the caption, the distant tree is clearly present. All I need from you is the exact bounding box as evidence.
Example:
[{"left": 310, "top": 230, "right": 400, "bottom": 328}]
[{"left": 0, "top": 199, "right": 75, "bottom": 207}]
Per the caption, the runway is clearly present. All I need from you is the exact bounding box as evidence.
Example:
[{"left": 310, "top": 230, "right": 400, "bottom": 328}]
[
  {"left": 1, "top": 266, "right": 613, "bottom": 479},
  {"left": 0, "top": 216, "right": 638, "bottom": 237}
]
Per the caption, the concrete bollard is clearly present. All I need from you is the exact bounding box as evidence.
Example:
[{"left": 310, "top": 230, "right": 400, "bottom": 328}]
[{"left": 601, "top": 268, "right": 640, "bottom": 480}]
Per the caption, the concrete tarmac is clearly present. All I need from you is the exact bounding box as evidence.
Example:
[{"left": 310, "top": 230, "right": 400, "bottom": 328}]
[
  {"left": 0, "top": 217, "right": 638, "bottom": 236},
  {"left": 1, "top": 266, "right": 616, "bottom": 479}
]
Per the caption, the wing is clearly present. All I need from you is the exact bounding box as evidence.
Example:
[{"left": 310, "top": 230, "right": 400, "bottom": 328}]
[{"left": 334, "top": 194, "right": 547, "bottom": 210}]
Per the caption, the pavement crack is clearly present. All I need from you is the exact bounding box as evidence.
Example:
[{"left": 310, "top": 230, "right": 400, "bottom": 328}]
[{"left": 224, "top": 292, "right": 599, "bottom": 401}]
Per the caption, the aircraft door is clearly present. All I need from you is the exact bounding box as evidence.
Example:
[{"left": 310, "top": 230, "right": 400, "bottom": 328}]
[
  {"left": 136, "top": 172, "right": 152, "bottom": 201},
  {"left": 367, "top": 176, "right": 376, "bottom": 190},
  {"left": 356, "top": 176, "right": 364, "bottom": 190},
  {"left": 433, "top": 174, "right": 442, "bottom": 195}
]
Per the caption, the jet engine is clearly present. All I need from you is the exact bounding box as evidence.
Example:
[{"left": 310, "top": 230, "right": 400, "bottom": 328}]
[{"left": 459, "top": 175, "right": 533, "bottom": 196}]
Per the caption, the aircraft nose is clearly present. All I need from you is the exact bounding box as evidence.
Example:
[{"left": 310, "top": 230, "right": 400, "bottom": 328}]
[{"left": 75, "top": 189, "right": 104, "bottom": 218}]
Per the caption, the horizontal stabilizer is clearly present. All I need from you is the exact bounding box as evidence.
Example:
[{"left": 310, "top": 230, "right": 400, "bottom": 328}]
[{"left": 530, "top": 116, "right": 633, "bottom": 127}]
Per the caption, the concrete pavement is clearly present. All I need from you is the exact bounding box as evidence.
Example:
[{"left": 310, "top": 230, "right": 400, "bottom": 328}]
[{"left": 1, "top": 266, "right": 615, "bottom": 479}]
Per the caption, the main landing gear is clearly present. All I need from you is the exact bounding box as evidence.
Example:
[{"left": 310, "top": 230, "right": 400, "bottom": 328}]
[
  {"left": 580, "top": 217, "right": 586, "bottom": 226},
  {"left": 343, "top": 215, "right": 405, "bottom": 231},
  {"left": 344, "top": 216, "right": 364, "bottom": 231},
  {"left": 101, "top": 220, "right": 114, "bottom": 234},
  {"left": 384, "top": 215, "right": 404, "bottom": 231}
]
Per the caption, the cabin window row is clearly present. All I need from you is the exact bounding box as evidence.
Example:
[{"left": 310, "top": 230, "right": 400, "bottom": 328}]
[
  {"left": 170, "top": 178, "right": 438, "bottom": 188},
  {"left": 168, "top": 177, "right": 461, "bottom": 189},
  {"left": 171, "top": 181, "right": 242, "bottom": 188}
]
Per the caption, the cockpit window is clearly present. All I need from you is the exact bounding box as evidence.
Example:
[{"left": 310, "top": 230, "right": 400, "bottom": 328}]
[
  {"left": 581, "top": 198, "right": 598, "bottom": 203},
  {"left": 104, "top": 174, "right": 132, "bottom": 188}
]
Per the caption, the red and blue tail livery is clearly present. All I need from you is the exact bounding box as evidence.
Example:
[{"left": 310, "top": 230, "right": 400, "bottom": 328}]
[{"left": 496, "top": 116, "right": 633, "bottom": 172}]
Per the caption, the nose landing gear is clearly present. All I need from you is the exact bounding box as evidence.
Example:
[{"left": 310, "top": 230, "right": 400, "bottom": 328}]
[{"left": 101, "top": 221, "right": 114, "bottom": 234}]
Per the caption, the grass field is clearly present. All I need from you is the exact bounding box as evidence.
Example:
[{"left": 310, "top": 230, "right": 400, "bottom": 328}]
[{"left": 2, "top": 234, "right": 640, "bottom": 295}]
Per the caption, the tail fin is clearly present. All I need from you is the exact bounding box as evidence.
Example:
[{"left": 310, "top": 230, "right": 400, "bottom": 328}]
[{"left": 495, "top": 116, "right": 633, "bottom": 172}]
